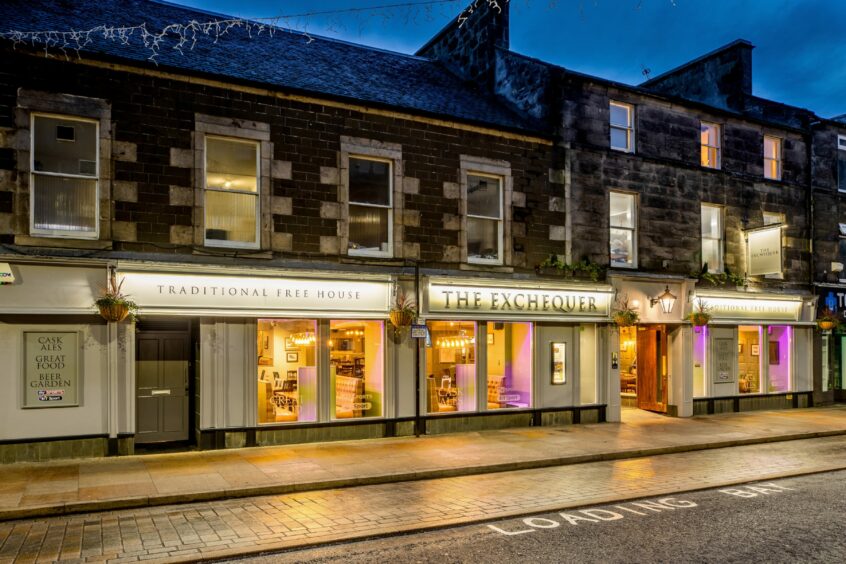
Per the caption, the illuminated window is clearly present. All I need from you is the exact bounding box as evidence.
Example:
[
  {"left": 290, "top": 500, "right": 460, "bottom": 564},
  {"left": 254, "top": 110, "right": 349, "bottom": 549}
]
[
  {"left": 256, "top": 319, "right": 318, "bottom": 424},
  {"left": 330, "top": 320, "right": 384, "bottom": 419},
  {"left": 700, "top": 122, "right": 721, "bottom": 169},
  {"left": 610, "top": 192, "right": 637, "bottom": 268},
  {"left": 348, "top": 157, "right": 392, "bottom": 257},
  {"left": 701, "top": 204, "right": 724, "bottom": 273},
  {"left": 767, "top": 326, "right": 791, "bottom": 393},
  {"left": 619, "top": 326, "right": 637, "bottom": 395},
  {"left": 610, "top": 101, "right": 635, "bottom": 153},
  {"left": 692, "top": 325, "right": 709, "bottom": 398},
  {"left": 764, "top": 135, "right": 782, "bottom": 180},
  {"left": 486, "top": 322, "right": 532, "bottom": 409},
  {"left": 425, "top": 321, "right": 476, "bottom": 413},
  {"left": 31, "top": 114, "right": 99, "bottom": 238},
  {"left": 738, "top": 325, "right": 762, "bottom": 394},
  {"left": 204, "top": 136, "right": 259, "bottom": 248},
  {"left": 467, "top": 173, "right": 504, "bottom": 264}
]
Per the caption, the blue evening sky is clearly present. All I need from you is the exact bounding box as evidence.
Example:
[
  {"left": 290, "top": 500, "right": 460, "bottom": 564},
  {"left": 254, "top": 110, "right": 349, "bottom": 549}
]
[{"left": 175, "top": 0, "right": 846, "bottom": 118}]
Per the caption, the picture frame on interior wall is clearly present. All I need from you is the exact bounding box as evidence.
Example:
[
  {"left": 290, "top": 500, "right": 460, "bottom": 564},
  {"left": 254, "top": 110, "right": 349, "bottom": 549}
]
[
  {"left": 287, "top": 352, "right": 298, "bottom": 363},
  {"left": 285, "top": 337, "right": 296, "bottom": 350},
  {"left": 738, "top": 344, "right": 743, "bottom": 354},
  {"left": 769, "top": 342, "right": 779, "bottom": 364},
  {"left": 751, "top": 344, "right": 760, "bottom": 356},
  {"left": 487, "top": 333, "right": 495, "bottom": 345}
]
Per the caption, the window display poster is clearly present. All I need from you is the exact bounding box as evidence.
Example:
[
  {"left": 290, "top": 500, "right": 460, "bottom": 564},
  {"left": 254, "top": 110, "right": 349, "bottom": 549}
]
[
  {"left": 23, "top": 332, "right": 79, "bottom": 408},
  {"left": 551, "top": 342, "right": 566, "bottom": 384},
  {"left": 715, "top": 338, "right": 734, "bottom": 382}
]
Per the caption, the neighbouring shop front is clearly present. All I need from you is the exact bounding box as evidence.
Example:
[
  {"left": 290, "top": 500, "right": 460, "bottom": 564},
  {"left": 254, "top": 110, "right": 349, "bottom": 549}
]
[
  {"left": 814, "top": 284, "right": 846, "bottom": 403},
  {"left": 688, "top": 291, "right": 815, "bottom": 415},
  {"left": 420, "top": 277, "right": 615, "bottom": 432}
]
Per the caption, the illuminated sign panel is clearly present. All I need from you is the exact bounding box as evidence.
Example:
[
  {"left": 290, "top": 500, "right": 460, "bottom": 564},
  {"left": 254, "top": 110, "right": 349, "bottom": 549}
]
[
  {"left": 119, "top": 271, "right": 391, "bottom": 316},
  {"left": 699, "top": 296, "right": 801, "bottom": 322},
  {"left": 428, "top": 282, "right": 612, "bottom": 318},
  {"left": 747, "top": 226, "right": 782, "bottom": 276}
]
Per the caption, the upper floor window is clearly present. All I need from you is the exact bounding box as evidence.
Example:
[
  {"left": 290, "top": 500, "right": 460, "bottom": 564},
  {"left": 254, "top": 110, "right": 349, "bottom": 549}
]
[
  {"left": 610, "top": 101, "right": 635, "bottom": 153},
  {"left": 467, "top": 173, "right": 503, "bottom": 264},
  {"left": 31, "top": 114, "right": 99, "bottom": 238},
  {"left": 204, "top": 136, "right": 260, "bottom": 248},
  {"left": 700, "top": 122, "right": 721, "bottom": 169},
  {"left": 701, "top": 204, "right": 724, "bottom": 273},
  {"left": 609, "top": 191, "right": 637, "bottom": 268},
  {"left": 764, "top": 135, "right": 782, "bottom": 180},
  {"left": 348, "top": 156, "right": 393, "bottom": 257},
  {"left": 838, "top": 135, "right": 846, "bottom": 193}
]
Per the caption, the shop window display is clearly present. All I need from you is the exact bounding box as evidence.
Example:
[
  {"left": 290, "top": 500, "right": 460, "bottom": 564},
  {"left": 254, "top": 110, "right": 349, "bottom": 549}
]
[
  {"left": 330, "top": 320, "right": 384, "bottom": 419},
  {"left": 767, "top": 325, "right": 791, "bottom": 393},
  {"left": 692, "top": 325, "right": 709, "bottom": 397},
  {"left": 486, "top": 322, "right": 532, "bottom": 409},
  {"left": 256, "top": 319, "right": 318, "bottom": 424},
  {"left": 738, "top": 325, "right": 762, "bottom": 394},
  {"left": 619, "top": 326, "right": 637, "bottom": 395},
  {"left": 425, "top": 321, "right": 476, "bottom": 413}
]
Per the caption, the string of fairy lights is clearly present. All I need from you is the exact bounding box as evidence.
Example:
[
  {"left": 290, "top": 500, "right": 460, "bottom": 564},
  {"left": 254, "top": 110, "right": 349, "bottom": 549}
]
[{"left": 0, "top": 0, "right": 506, "bottom": 63}]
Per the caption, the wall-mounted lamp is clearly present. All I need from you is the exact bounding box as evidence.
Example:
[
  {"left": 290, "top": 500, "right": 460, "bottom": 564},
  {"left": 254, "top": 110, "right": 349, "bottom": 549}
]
[{"left": 650, "top": 285, "right": 677, "bottom": 314}]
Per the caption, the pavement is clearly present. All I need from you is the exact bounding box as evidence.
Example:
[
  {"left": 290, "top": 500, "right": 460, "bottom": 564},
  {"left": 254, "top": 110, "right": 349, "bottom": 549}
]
[
  {"left": 2, "top": 433, "right": 846, "bottom": 562},
  {"left": 1, "top": 406, "right": 846, "bottom": 522}
]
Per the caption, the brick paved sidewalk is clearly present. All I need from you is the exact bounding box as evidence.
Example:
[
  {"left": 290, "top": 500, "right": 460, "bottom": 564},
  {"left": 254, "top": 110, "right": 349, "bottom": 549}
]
[
  {"left": 2, "top": 435, "right": 846, "bottom": 563},
  {"left": 1, "top": 406, "right": 846, "bottom": 522}
]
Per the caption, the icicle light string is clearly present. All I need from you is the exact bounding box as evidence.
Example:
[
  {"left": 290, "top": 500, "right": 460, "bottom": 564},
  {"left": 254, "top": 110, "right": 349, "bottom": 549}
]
[{"left": 0, "top": 0, "right": 507, "bottom": 64}]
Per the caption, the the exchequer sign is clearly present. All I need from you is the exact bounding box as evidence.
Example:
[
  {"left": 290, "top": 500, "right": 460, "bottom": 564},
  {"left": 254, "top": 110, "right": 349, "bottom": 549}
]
[{"left": 428, "top": 282, "right": 612, "bottom": 317}]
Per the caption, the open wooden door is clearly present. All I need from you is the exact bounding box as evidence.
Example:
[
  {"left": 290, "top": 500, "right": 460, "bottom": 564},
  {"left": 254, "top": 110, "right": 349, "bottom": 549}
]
[{"left": 636, "top": 325, "right": 668, "bottom": 413}]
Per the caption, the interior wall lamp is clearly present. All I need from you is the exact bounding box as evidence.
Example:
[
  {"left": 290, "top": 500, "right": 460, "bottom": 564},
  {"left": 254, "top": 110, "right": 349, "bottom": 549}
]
[{"left": 650, "top": 285, "right": 677, "bottom": 314}]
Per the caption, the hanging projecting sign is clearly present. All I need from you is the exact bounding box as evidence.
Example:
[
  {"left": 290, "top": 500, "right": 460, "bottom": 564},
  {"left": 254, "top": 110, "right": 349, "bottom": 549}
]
[
  {"left": 747, "top": 225, "right": 783, "bottom": 276},
  {"left": 23, "top": 332, "right": 80, "bottom": 408},
  {"left": 427, "top": 280, "right": 612, "bottom": 318},
  {"left": 118, "top": 271, "right": 392, "bottom": 316}
]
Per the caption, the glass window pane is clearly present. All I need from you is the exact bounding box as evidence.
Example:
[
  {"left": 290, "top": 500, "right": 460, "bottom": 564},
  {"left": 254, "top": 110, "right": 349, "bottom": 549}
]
[
  {"left": 33, "top": 116, "right": 97, "bottom": 176},
  {"left": 610, "top": 227, "right": 634, "bottom": 266},
  {"left": 693, "top": 325, "right": 709, "bottom": 397},
  {"left": 765, "top": 158, "right": 779, "bottom": 180},
  {"left": 738, "top": 326, "right": 761, "bottom": 394},
  {"left": 838, "top": 154, "right": 846, "bottom": 191},
  {"left": 426, "top": 321, "right": 476, "bottom": 413},
  {"left": 701, "top": 123, "right": 718, "bottom": 146},
  {"left": 348, "top": 204, "right": 389, "bottom": 253},
  {"left": 467, "top": 216, "right": 500, "bottom": 261},
  {"left": 467, "top": 174, "right": 501, "bottom": 218},
  {"left": 257, "top": 319, "right": 318, "bottom": 424},
  {"left": 610, "top": 127, "right": 629, "bottom": 150},
  {"left": 701, "top": 206, "right": 721, "bottom": 237},
  {"left": 349, "top": 157, "right": 390, "bottom": 206},
  {"left": 619, "top": 326, "right": 637, "bottom": 394},
  {"left": 764, "top": 137, "right": 779, "bottom": 159},
  {"left": 32, "top": 175, "right": 97, "bottom": 233},
  {"left": 768, "top": 326, "right": 791, "bottom": 393},
  {"left": 205, "top": 191, "right": 257, "bottom": 243},
  {"left": 763, "top": 212, "right": 782, "bottom": 226},
  {"left": 331, "top": 320, "right": 384, "bottom": 419},
  {"left": 486, "top": 322, "right": 532, "bottom": 409},
  {"left": 701, "top": 238, "right": 722, "bottom": 272},
  {"left": 206, "top": 138, "right": 257, "bottom": 192},
  {"left": 610, "top": 103, "right": 630, "bottom": 127},
  {"left": 609, "top": 193, "right": 634, "bottom": 228}
]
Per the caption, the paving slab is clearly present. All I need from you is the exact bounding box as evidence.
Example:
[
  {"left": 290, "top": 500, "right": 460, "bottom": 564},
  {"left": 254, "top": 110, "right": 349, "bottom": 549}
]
[{"left": 1, "top": 406, "right": 845, "bottom": 521}]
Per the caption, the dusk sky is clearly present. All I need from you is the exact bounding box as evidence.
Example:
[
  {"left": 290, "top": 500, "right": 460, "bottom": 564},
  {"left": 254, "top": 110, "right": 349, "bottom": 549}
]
[{"left": 173, "top": 0, "right": 846, "bottom": 119}]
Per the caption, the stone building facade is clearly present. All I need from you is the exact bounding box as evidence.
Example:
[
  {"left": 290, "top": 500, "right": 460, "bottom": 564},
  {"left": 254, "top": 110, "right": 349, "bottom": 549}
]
[{"left": 0, "top": 0, "right": 841, "bottom": 461}]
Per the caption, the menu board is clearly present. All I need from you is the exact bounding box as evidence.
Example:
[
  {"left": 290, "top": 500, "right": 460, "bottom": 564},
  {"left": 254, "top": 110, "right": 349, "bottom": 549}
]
[
  {"left": 23, "top": 332, "right": 79, "bottom": 408},
  {"left": 551, "top": 342, "right": 566, "bottom": 384},
  {"left": 715, "top": 338, "right": 735, "bottom": 382}
]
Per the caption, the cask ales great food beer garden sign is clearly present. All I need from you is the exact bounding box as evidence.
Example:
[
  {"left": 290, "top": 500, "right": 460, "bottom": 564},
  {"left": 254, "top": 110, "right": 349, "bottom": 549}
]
[{"left": 23, "top": 332, "right": 79, "bottom": 408}]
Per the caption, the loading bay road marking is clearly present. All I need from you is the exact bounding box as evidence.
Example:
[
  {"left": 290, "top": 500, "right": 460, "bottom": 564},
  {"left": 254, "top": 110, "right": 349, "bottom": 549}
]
[
  {"left": 487, "top": 482, "right": 796, "bottom": 536},
  {"left": 487, "top": 498, "right": 698, "bottom": 536}
]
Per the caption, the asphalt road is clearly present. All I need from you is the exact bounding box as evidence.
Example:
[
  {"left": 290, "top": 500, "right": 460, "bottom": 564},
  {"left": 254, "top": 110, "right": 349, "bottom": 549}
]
[{"left": 231, "top": 470, "right": 846, "bottom": 563}]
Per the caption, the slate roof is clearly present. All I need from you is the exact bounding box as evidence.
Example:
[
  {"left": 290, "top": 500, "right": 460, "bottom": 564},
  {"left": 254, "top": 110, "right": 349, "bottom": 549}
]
[{"left": 0, "top": 0, "right": 542, "bottom": 134}]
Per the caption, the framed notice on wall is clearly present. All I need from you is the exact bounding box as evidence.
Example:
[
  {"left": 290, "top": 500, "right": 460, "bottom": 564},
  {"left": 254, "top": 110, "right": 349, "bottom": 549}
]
[
  {"left": 551, "top": 342, "right": 566, "bottom": 384},
  {"left": 715, "top": 338, "right": 734, "bottom": 383},
  {"left": 22, "top": 331, "right": 80, "bottom": 408}
]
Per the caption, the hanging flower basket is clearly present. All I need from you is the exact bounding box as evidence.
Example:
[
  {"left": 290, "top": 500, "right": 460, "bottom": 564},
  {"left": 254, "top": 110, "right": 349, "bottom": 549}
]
[
  {"left": 98, "top": 303, "right": 130, "bottom": 322},
  {"left": 613, "top": 310, "right": 638, "bottom": 327},
  {"left": 817, "top": 308, "right": 840, "bottom": 332},
  {"left": 688, "top": 312, "right": 712, "bottom": 327},
  {"left": 389, "top": 290, "right": 417, "bottom": 329},
  {"left": 818, "top": 320, "right": 836, "bottom": 331},
  {"left": 389, "top": 309, "right": 414, "bottom": 328}
]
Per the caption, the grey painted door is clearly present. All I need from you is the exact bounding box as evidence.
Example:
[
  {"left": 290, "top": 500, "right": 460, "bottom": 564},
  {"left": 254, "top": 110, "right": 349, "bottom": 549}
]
[{"left": 136, "top": 332, "right": 189, "bottom": 443}]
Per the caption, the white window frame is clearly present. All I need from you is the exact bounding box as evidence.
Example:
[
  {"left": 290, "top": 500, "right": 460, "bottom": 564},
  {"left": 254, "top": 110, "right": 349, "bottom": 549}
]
[
  {"left": 610, "top": 101, "right": 635, "bottom": 153},
  {"left": 30, "top": 113, "right": 100, "bottom": 239},
  {"left": 838, "top": 135, "right": 846, "bottom": 194},
  {"left": 347, "top": 155, "right": 394, "bottom": 258},
  {"left": 763, "top": 135, "right": 782, "bottom": 181},
  {"left": 701, "top": 203, "right": 724, "bottom": 274},
  {"left": 203, "top": 135, "right": 261, "bottom": 250},
  {"left": 609, "top": 191, "right": 637, "bottom": 269},
  {"left": 466, "top": 172, "right": 504, "bottom": 266},
  {"left": 700, "top": 122, "right": 721, "bottom": 170}
]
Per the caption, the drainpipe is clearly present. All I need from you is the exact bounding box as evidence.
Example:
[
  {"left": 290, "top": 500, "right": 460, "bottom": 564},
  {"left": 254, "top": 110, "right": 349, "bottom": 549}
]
[
  {"left": 414, "top": 260, "right": 422, "bottom": 437},
  {"left": 807, "top": 119, "right": 820, "bottom": 287}
]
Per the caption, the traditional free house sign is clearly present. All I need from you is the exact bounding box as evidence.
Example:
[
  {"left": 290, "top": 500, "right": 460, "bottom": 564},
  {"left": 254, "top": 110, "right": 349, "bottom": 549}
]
[
  {"left": 118, "top": 271, "right": 392, "bottom": 316},
  {"left": 23, "top": 332, "right": 79, "bottom": 408},
  {"left": 427, "top": 280, "right": 613, "bottom": 318}
]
